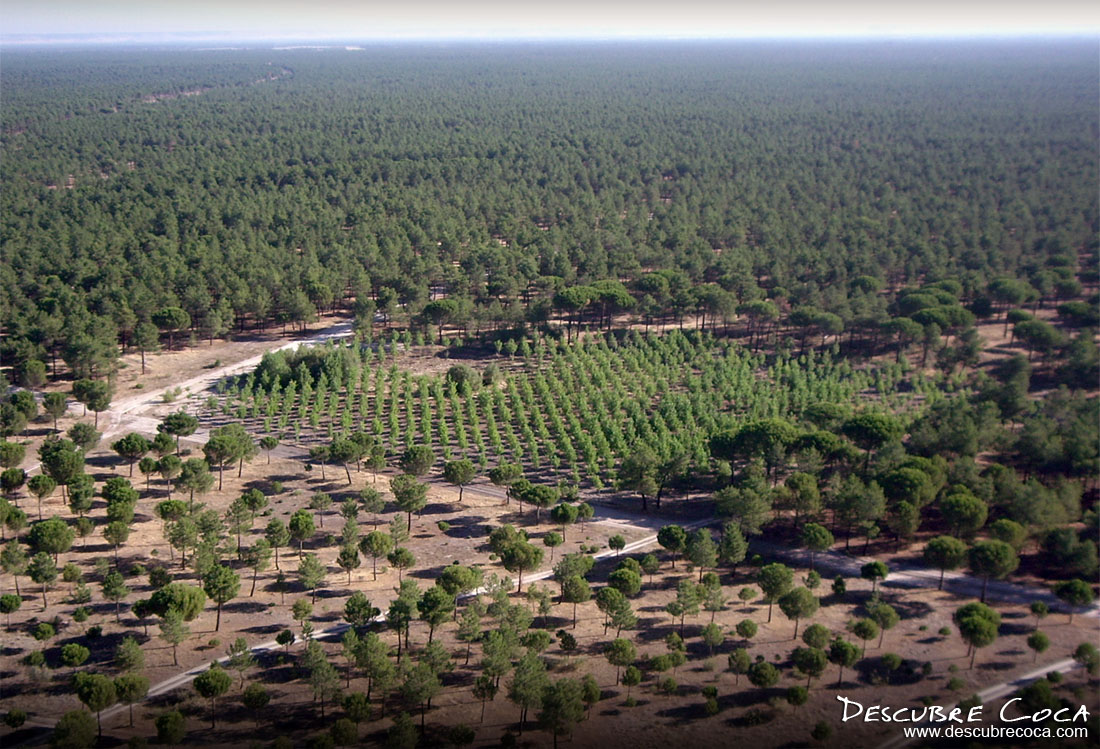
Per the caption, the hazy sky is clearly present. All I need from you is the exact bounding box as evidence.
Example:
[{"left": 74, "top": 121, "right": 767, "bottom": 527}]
[{"left": 3, "top": 0, "right": 1098, "bottom": 40}]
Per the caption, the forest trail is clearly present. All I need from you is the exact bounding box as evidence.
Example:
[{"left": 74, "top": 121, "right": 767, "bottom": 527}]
[
  {"left": 99, "top": 321, "right": 353, "bottom": 444},
  {"left": 749, "top": 538, "right": 1100, "bottom": 616}
]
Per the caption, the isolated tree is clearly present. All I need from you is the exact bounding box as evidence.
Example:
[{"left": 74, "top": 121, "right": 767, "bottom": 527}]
[
  {"left": 758, "top": 562, "right": 794, "bottom": 622},
  {"left": 193, "top": 664, "right": 232, "bottom": 728},
  {"left": 443, "top": 459, "right": 476, "bottom": 502},
  {"left": 225, "top": 637, "right": 256, "bottom": 688},
  {"left": 560, "top": 574, "right": 591, "bottom": 628},
  {"left": 114, "top": 635, "right": 145, "bottom": 673},
  {"left": 860, "top": 561, "right": 889, "bottom": 594},
  {"left": 501, "top": 649, "right": 545, "bottom": 733},
  {"left": 829, "top": 639, "right": 861, "bottom": 685},
  {"left": 727, "top": 648, "right": 751, "bottom": 685},
  {"left": 114, "top": 673, "right": 149, "bottom": 727},
  {"left": 968, "top": 540, "right": 1019, "bottom": 603},
  {"left": 1, "top": 539, "right": 28, "bottom": 596},
  {"left": 112, "top": 433, "right": 151, "bottom": 477},
  {"left": 778, "top": 587, "right": 819, "bottom": 639},
  {"left": 1073, "top": 643, "right": 1100, "bottom": 676},
  {"left": 538, "top": 678, "right": 585, "bottom": 749},
  {"left": 869, "top": 601, "right": 900, "bottom": 648},
  {"left": 401, "top": 661, "right": 442, "bottom": 732},
  {"left": 500, "top": 540, "right": 543, "bottom": 593},
  {"left": 360, "top": 530, "right": 393, "bottom": 580},
  {"left": 923, "top": 535, "right": 968, "bottom": 589},
  {"left": 73, "top": 672, "right": 116, "bottom": 738},
  {"left": 298, "top": 553, "right": 326, "bottom": 603},
  {"left": 148, "top": 581, "right": 205, "bottom": 622},
  {"left": 265, "top": 518, "right": 290, "bottom": 570},
  {"left": 852, "top": 619, "right": 879, "bottom": 657},
  {"left": 540, "top": 530, "right": 563, "bottom": 561},
  {"left": 747, "top": 661, "right": 780, "bottom": 690},
  {"left": 203, "top": 564, "right": 240, "bottom": 630},
  {"left": 157, "top": 455, "right": 182, "bottom": 498},
  {"left": 52, "top": 710, "right": 97, "bottom": 749},
  {"left": 309, "top": 492, "right": 333, "bottom": 528},
  {"left": 101, "top": 570, "right": 130, "bottom": 622},
  {"left": 399, "top": 445, "right": 435, "bottom": 477},
  {"left": 131, "top": 320, "right": 160, "bottom": 375},
  {"left": 336, "top": 543, "right": 360, "bottom": 584},
  {"left": 1053, "top": 579, "right": 1094, "bottom": 623},
  {"left": 159, "top": 610, "right": 190, "bottom": 666},
  {"left": 308, "top": 445, "right": 330, "bottom": 481},
  {"left": 1026, "top": 631, "right": 1050, "bottom": 663},
  {"left": 28, "top": 551, "right": 57, "bottom": 609},
  {"left": 549, "top": 502, "right": 579, "bottom": 542},
  {"left": 617, "top": 446, "right": 660, "bottom": 511},
  {"left": 418, "top": 584, "right": 455, "bottom": 643},
  {"left": 686, "top": 528, "right": 718, "bottom": 581},
  {"left": 329, "top": 438, "right": 361, "bottom": 486},
  {"left": 387, "top": 547, "right": 416, "bottom": 583},
  {"left": 61, "top": 642, "right": 90, "bottom": 668},
  {"left": 800, "top": 523, "right": 833, "bottom": 570},
  {"left": 72, "top": 380, "right": 111, "bottom": 429},
  {"left": 202, "top": 433, "right": 237, "bottom": 491},
  {"left": 793, "top": 646, "right": 829, "bottom": 688},
  {"left": 957, "top": 614, "right": 998, "bottom": 669},
  {"left": 26, "top": 475, "right": 56, "bottom": 521},
  {"left": 159, "top": 411, "right": 199, "bottom": 454},
  {"left": 155, "top": 710, "right": 187, "bottom": 746},
  {"left": 1, "top": 593, "right": 21, "bottom": 627},
  {"left": 288, "top": 509, "right": 315, "bottom": 556},
  {"left": 259, "top": 435, "right": 279, "bottom": 464},
  {"left": 242, "top": 539, "right": 272, "bottom": 596},
  {"left": 243, "top": 682, "right": 271, "bottom": 726},
  {"left": 38, "top": 438, "right": 83, "bottom": 497},
  {"left": 42, "top": 392, "right": 68, "bottom": 431},
  {"left": 485, "top": 461, "right": 522, "bottom": 492},
  {"left": 178, "top": 458, "right": 214, "bottom": 509},
  {"left": 657, "top": 525, "right": 688, "bottom": 568},
  {"left": 390, "top": 474, "right": 428, "bottom": 533}
]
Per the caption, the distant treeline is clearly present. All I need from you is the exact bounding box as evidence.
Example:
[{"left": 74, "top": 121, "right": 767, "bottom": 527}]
[{"left": 1, "top": 41, "right": 1097, "bottom": 381}]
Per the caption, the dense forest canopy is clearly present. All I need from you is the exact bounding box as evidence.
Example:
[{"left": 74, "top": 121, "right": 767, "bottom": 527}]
[{"left": 1, "top": 41, "right": 1098, "bottom": 377}]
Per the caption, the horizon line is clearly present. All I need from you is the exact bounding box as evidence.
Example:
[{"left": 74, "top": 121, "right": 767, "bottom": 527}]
[{"left": 3, "top": 30, "right": 1098, "bottom": 47}]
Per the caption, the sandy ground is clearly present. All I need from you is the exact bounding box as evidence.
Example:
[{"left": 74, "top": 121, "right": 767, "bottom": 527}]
[
  {"left": 0, "top": 443, "right": 652, "bottom": 732},
  {"left": 6, "top": 540, "right": 1093, "bottom": 748}
]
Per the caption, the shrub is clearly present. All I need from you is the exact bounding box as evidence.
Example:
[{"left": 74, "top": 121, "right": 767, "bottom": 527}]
[{"left": 743, "top": 708, "right": 774, "bottom": 726}]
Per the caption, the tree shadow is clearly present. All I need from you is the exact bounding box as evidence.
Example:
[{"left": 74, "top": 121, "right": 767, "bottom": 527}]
[
  {"left": 976, "top": 660, "right": 1016, "bottom": 673},
  {"left": 223, "top": 600, "right": 271, "bottom": 615},
  {"left": 439, "top": 514, "right": 488, "bottom": 539}
]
